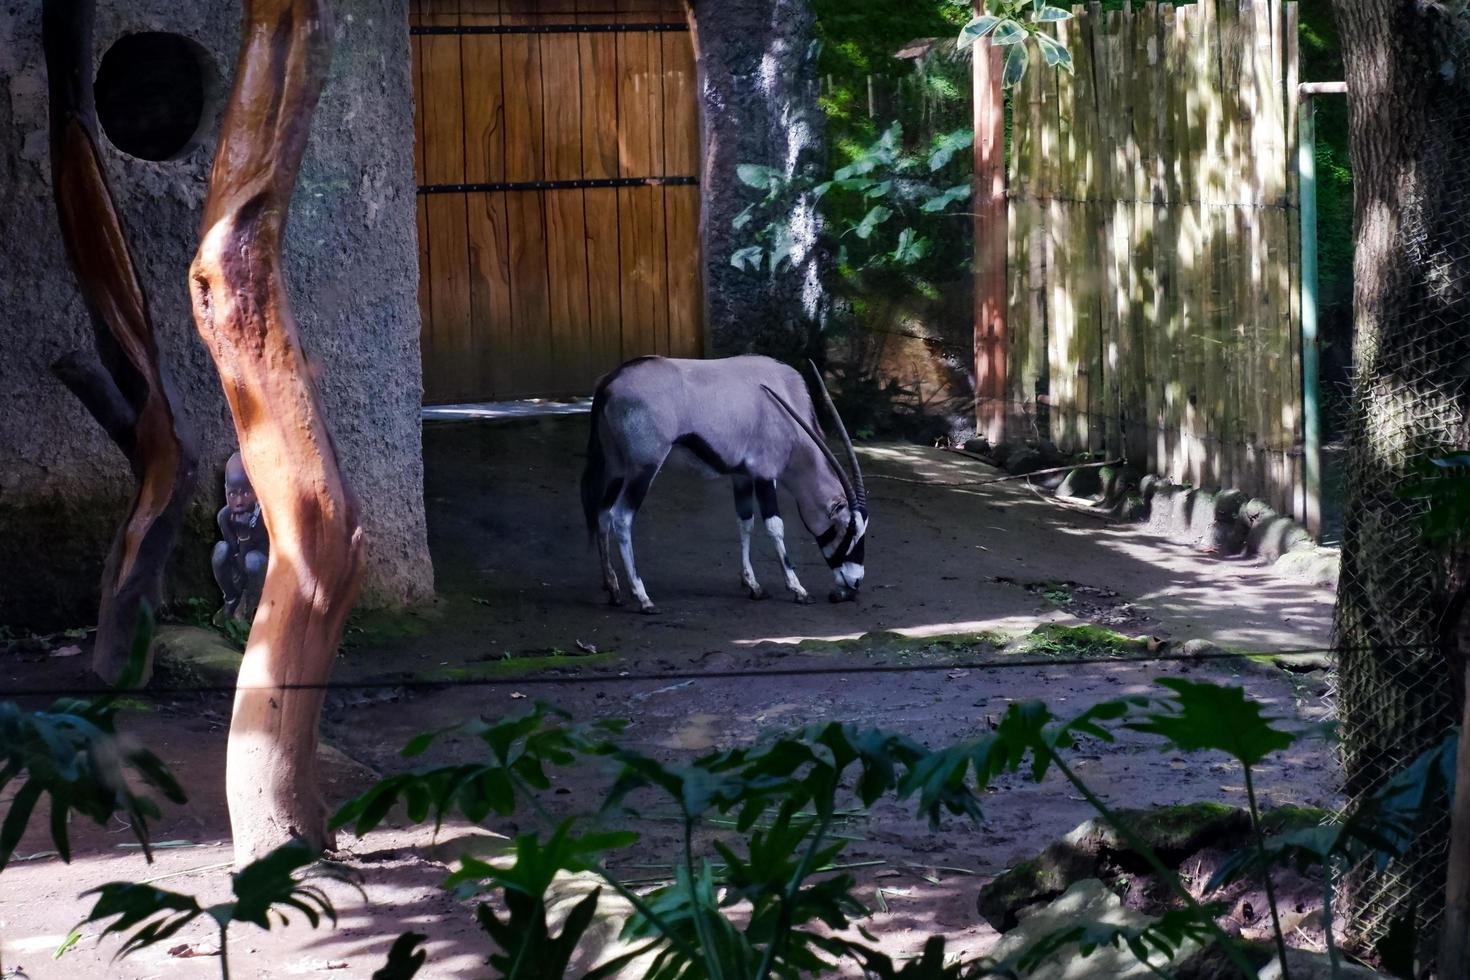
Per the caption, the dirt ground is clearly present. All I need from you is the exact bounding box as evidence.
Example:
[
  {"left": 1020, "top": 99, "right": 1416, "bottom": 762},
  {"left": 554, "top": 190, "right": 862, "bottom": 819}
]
[{"left": 0, "top": 414, "right": 1340, "bottom": 979}]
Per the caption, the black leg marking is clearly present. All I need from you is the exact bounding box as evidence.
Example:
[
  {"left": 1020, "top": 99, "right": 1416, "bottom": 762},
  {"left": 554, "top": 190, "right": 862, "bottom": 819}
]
[
  {"left": 732, "top": 475, "right": 756, "bottom": 521},
  {"left": 754, "top": 479, "right": 780, "bottom": 520},
  {"left": 599, "top": 477, "right": 625, "bottom": 511},
  {"left": 624, "top": 465, "right": 658, "bottom": 513}
]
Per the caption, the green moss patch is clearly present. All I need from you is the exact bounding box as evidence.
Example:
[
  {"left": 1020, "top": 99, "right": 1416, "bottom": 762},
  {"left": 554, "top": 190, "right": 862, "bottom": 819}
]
[
  {"left": 1020, "top": 623, "right": 1147, "bottom": 659},
  {"left": 433, "top": 650, "right": 616, "bottom": 682},
  {"left": 792, "top": 629, "right": 1012, "bottom": 661}
]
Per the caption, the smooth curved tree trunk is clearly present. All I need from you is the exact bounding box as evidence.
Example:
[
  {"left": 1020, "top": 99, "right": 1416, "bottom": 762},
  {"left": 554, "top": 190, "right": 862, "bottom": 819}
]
[
  {"left": 190, "top": 0, "right": 363, "bottom": 864},
  {"left": 1329, "top": 1, "right": 1470, "bottom": 971},
  {"left": 42, "top": 0, "right": 197, "bottom": 686}
]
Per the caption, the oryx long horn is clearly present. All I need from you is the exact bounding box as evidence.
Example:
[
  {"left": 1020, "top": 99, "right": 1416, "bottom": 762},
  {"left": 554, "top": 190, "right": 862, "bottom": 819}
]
[
  {"left": 807, "top": 361, "right": 866, "bottom": 510},
  {"left": 760, "top": 384, "right": 859, "bottom": 511}
]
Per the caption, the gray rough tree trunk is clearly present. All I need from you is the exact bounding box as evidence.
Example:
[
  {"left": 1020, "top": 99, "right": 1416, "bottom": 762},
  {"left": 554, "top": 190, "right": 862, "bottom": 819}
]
[{"left": 1328, "top": 0, "right": 1470, "bottom": 971}]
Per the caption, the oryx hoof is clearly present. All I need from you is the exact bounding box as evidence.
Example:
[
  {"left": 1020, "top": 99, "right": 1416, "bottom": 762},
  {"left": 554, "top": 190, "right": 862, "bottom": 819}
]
[
  {"left": 606, "top": 592, "right": 625, "bottom": 607},
  {"left": 828, "top": 586, "right": 858, "bottom": 604},
  {"left": 746, "top": 585, "right": 769, "bottom": 601},
  {"left": 638, "top": 602, "right": 659, "bottom": 616},
  {"left": 792, "top": 592, "right": 813, "bottom": 605}
]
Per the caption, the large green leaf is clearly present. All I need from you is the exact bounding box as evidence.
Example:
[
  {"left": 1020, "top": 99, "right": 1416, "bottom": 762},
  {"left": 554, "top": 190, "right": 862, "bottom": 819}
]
[
  {"left": 78, "top": 841, "right": 345, "bottom": 962},
  {"left": 891, "top": 228, "right": 933, "bottom": 265},
  {"left": 991, "top": 19, "right": 1028, "bottom": 46},
  {"left": 1126, "top": 679, "right": 1298, "bottom": 767},
  {"left": 730, "top": 246, "right": 766, "bottom": 272},
  {"left": 1035, "top": 33, "right": 1075, "bottom": 73},
  {"left": 927, "top": 129, "right": 974, "bottom": 172},
  {"left": 920, "top": 183, "right": 973, "bottom": 213},
  {"left": 854, "top": 205, "right": 893, "bottom": 240},
  {"left": 1002, "top": 42, "right": 1030, "bottom": 88},
  {"left": 957, "top": 14, "right": 1001, "bottom": 49},
  {"left": 1034, "top": 5, "right": 1074, "bottom": 23},
  {"left": 736, "top": 164, "right": 783, "bottom": 191},
  {"left": 0, "top": 626, "right": 185, "bottom": 872}
]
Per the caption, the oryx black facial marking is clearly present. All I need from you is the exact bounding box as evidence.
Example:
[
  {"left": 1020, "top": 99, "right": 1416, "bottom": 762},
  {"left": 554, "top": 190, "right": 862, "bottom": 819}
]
[{"left": 580, "top": 355, "right": 870, "bottom": 612}]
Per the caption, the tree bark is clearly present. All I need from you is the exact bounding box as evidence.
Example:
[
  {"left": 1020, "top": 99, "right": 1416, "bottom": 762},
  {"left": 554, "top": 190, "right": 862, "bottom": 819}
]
[
  {"left": 41, "top": 0, "right": 198, "bottom": 686},
  {"left": 190, "top": 0, "right": 363, "bottom": 864},
  {"left": 1329, "top": 0, "right": 1470, "bottom": 969}
]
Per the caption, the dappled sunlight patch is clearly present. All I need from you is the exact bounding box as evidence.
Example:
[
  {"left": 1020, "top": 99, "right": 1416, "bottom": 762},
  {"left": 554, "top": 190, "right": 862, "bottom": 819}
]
[{"left": 732, "top": 614, "right": 1054, "bottom": 650}]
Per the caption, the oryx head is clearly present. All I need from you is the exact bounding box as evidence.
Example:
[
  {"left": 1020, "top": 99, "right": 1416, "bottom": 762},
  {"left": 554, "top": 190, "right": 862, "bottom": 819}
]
[{"left": 761, "top": 363, "right": 869, "bottom": 602}]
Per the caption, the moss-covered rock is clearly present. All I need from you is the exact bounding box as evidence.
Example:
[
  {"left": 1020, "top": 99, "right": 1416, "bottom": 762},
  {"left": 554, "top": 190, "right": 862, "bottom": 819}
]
[
  {"left": 977, "top": 803, "right": 1250, "bottom": 929},
  {"left": 1058, "top": 465, "right": 1103, "bottom": 499},
  {"left": 987, "top": 879, "right": 1204, "bottom": 979},
  {"left": 151, "top": 624, "right": 243, "bottom": 688}
]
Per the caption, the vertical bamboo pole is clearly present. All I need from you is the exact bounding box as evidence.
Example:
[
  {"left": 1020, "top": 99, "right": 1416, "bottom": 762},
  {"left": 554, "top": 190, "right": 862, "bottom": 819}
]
[{"left": 974, "top": 34, "right": 1008, "bottom": 444}]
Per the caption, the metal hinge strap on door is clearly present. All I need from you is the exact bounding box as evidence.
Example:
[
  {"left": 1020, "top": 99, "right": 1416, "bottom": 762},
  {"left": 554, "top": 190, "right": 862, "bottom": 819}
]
[
  {"left": 410, "top": 22, "right": 688, "bottom": 36},
  {"left": 417, "top": 176, "right": 698, "bottom": 195}
]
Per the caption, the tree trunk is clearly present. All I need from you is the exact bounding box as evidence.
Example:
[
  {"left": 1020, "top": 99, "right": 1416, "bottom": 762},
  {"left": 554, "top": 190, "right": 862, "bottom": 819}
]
[
  {"left": 41, "top": 0, "right": 198, "bottom": 686},
  {"left": 190, "top": 0, "right": 363, "bottom": 864},
  {"left": 1328, "top": 0, "right": 1470, "bottom": 968}
]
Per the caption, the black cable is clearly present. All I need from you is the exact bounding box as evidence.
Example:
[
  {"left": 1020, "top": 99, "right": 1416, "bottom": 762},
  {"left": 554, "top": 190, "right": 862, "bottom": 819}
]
[{"left": 0, "top": 641, "right": 1432, "bottom": 701}]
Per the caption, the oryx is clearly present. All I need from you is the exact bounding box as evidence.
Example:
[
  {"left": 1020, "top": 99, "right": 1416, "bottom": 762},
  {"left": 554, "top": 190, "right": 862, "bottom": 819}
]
[{"left": 579, "top": 355, "right": 869, "bottom": 614}]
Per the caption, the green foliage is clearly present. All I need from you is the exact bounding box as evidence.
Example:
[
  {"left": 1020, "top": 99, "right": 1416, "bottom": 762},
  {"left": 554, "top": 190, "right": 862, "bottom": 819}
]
[
  {"left": 331, "top": 704, "right": 624, "bottom": 836},
  {"left": 1401, "top": 452, "right": 1470, "bottom": 549},
  {"left": 0, "top": 605, "right": 184, "bottom": 873},
  {"left": 11, "top": 671, "right": 1448, "bottom": 980},
  {"left": 78, "top": 840, "right": 354, "bottom": 975},
  {"left": 843, "top": 936, "right": 971, "bottom": 979},
  {"left": 1125, "top": 678, "right": 1299, "bottom": 767},
  {"left": 956, "top": 2, "right": 1077, "bottom": 90},
  {"left": 449, "top": 825, "right": 646, "bottom": 980},
  {"left": 1205, "top": 730, "right": 1458, "bottom": 896},
  {"left": 810, "top": 0, "right": 968, "bottom": 156},
  {"left": 336, "top": 711, "right": 989, "bottom": 980},
  {"left": 733, "top": 121, "right": 974, "bottom": 316}
]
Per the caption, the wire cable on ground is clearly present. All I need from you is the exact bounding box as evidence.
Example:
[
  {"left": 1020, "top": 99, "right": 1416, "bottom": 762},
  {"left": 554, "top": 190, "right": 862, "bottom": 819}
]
[{"left": 0, "top": 642, "right": 1430, "bottom": 701}]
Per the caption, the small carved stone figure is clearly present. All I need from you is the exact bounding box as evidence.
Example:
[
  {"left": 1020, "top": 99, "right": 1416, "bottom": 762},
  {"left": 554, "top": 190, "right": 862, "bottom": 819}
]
[{"left": 212, "top": 452, "right": 268, "bottom": 623}]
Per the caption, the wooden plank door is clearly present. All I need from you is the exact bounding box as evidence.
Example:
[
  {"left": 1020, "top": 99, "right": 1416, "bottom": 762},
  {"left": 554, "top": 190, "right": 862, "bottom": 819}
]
[{"left": 411, "top": 0, "right": 703, "bottom": 404}]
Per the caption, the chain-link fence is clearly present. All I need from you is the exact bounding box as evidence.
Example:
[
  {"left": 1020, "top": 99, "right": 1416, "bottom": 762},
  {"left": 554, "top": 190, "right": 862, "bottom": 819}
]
[{"left": 1330, "top": 16, "right": 1470, "bottom": 963}]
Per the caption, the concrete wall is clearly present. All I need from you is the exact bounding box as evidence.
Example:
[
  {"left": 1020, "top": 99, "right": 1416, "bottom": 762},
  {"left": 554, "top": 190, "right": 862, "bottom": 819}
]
[
  {"left": 0, "top": 0, "right": 433, "bottom": 630},
  {"left": 689, "top": 0, "right": 828, "bottom": 360}
]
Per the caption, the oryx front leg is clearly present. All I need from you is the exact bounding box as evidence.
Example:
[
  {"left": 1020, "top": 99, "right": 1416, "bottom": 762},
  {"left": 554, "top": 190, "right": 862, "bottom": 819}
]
[
  {"left": 613, "top": 465, "right": 659, "bottom": 614},
  {"left": 755, "top": 480, "right": 810, "bottom": 603},
  {"left": 733, "top": 476, "right": 767, "bottom": 600}
]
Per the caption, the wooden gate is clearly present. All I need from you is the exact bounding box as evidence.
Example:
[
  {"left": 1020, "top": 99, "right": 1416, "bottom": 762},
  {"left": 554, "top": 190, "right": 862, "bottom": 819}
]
[{"left": 410, "top": 0, "right": 703, "bottom": 404}]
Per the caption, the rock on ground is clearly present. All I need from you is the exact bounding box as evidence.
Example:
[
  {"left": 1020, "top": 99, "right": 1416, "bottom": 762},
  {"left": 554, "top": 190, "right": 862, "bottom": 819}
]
[{"left": 987, "top": 878, "right": 1202, "bottom": 979}]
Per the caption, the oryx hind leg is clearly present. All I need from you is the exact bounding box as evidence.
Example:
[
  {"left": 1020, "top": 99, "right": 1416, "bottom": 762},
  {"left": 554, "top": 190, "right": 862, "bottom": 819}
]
[
  {"left": 612, "top": 463, "right": 661, "bottom": 614},
  {"left": 732, "top": 475, "right": 767, "bottom": 600},
  {"left": 755, "top": 480, "right": 810, "bottom": 603},
  {"left": 597, "top": 504, "right": 622, "bottom": 605}
]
